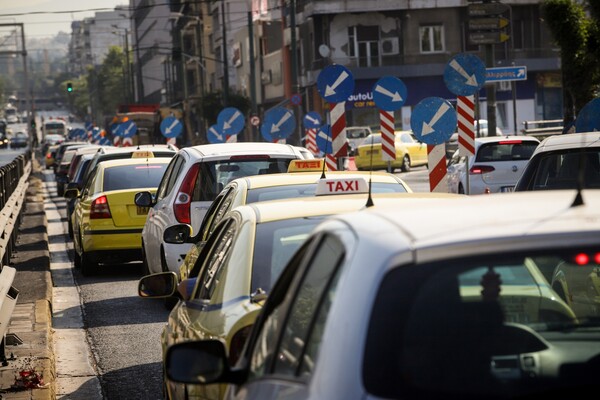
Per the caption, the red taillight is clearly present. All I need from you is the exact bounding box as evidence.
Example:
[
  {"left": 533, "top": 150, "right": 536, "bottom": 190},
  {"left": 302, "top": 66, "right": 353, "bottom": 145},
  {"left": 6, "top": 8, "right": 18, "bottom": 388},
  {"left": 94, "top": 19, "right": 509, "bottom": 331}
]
[
  {"left": 595, "top": 253, "right": 600, "bottom": 264},
  {"left": 469, "top": 165, "right": 495, "bottom": 175},
  {"left": 174, "top": 163, "right": 200, "bottom": 224},
  {"left": 90, "top": 195, "right": 112, "bottom": 219},
  {"left": 46, "top": 153, "right": 52, "bottom": 159},
  {"left": 229, "top": 155, "right": 271, "bottom": 160},
  {"left": 498, "top": 140, "right": 522, "bottom": 145},
  {"left": 574, "top": 253, "right": 590, "bottom": 265},
  {"left": 229, "top": 324, "right": 253, "bottom": 365}
]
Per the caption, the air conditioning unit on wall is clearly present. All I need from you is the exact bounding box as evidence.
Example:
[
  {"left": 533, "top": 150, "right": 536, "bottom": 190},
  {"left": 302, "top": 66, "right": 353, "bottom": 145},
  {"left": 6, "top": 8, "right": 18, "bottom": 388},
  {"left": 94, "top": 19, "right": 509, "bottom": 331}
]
[{"left": 381, "top": 37, "right": 399, "bottom": 55}]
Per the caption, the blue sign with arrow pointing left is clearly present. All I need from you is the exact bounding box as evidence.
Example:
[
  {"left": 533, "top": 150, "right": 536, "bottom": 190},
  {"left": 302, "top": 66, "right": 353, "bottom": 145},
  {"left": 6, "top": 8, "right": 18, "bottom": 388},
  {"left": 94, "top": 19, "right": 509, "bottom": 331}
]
[
  {"left": 317, "top": 64, "right": 355, "bottom": 103},
  {"left": 575, "top": 97, "right": 600, "bottom": 132},
  {"left": 443, "top": 53, "right": 486, "bottom": 96},
  {"left": 303, "top": 112, "right": 322, "bottom": 129},
  {"left": 120, "top": 120, "right": 138, "bottom": 138},
  {"left": 160, "top": 116, "right": 183, "bottom": 138},
  {"left": 217, "top": 107, "right": 244, "bottom": 136},
  {"left": 316, "top": 125, "right": 333, "bottom": 154},
  {"left": 372, "top": 76, "right": 408, "bottom": 111},
  {"left": 207, "top": 124, "right": 225, "bottom": 144},
  {"left": 410, "top": 97, "right": 457, "bottom": 145},
  {"left": 262, "top": 107, "right": 295, "bottom": 140}
]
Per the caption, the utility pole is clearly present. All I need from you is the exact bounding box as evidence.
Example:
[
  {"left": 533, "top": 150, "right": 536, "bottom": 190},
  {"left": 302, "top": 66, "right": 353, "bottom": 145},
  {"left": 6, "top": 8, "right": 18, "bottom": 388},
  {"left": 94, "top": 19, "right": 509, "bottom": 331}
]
[
  {"left": 289, "top": 0, "right": 301, "bottom": 146},
  {"left": 248, "top": 8, "right": 258, "bottom": 142},
  {"left": 221, "top": 0, "right": 229, "bottom": 107}
]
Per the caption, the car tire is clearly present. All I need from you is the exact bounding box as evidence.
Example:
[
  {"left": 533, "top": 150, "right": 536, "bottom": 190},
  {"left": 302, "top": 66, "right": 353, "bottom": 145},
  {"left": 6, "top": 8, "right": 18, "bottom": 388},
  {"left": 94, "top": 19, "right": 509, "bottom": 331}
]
[
  {"left": 401, "top": 154, "right": 411, "bottom": 172},
  {"left": 73, "top": 248, "right": 81, "bottom": 269},
  {"left": 141, "top": 242, "right": 151, "bottom": 276},
  {"left": 81, "top": 251, "right": 98, "bottom": 276}
]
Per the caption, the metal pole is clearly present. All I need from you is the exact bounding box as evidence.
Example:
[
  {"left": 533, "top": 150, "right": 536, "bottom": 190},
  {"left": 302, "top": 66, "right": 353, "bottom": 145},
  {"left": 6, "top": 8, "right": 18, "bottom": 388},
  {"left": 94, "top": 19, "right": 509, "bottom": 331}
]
[
  {"left": 248, "top": 9, "right": 258, "bottom": 142},
  {"left": 133, "top": 10, "right": 144, "bottom": 102},
  {"left": 289, "top": 0, "right": 301, "bottom": 146},
  {"left": 19, "top": 24, "right": 32, "bottom": 146},
  {"left": 221, "top": 0, "right": 229, "bottom": 107},
  {"left": 485, "top": 43, "right": 497, "bottom": 136},
  {"left": 124, "top": 29, "right": 133, "bottom": 104}
]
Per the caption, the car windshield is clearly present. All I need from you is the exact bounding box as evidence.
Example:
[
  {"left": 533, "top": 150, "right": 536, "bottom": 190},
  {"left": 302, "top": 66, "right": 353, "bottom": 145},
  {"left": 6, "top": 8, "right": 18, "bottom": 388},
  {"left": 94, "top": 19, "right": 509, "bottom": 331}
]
[
  {"left": 192, "top": 158, "right": 292, "bottom": 202},
  {"left": 364, "top": 246, "right": 600, "bottom": 398},
  {"left": 475, "top": 140, "right": 538, "bottom": 162},
  {"left": 529, "top": 149, "right": 600, "bottom": 190},
  {"left": 251, "top": 217, "right": 326, "bottom": 294},
  {"left": 102, "top": 163, "right": 168, "bottom": 191}
]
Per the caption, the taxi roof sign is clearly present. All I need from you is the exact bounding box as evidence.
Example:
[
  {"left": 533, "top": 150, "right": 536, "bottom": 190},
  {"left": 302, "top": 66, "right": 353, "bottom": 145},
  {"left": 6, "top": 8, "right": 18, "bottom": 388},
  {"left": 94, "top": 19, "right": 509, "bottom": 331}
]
[
  {"left": 287, "top": 159, "right": 326, "bottom": 173},
  {"left": 316, "top": 177, "right": 369, "bottom": 196},
  {"left": 131, "top": 150, "right": 154, "bottom": 158}
]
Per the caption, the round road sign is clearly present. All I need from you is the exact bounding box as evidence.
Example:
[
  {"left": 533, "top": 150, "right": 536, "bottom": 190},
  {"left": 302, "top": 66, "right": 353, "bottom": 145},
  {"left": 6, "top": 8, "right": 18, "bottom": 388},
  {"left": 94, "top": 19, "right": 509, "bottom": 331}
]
[
  {"left": 410, "top": 97, "right": 457, "bottom": 145},
  {"left": 250, "top": 115, "right": 260, "bottom": 127}
]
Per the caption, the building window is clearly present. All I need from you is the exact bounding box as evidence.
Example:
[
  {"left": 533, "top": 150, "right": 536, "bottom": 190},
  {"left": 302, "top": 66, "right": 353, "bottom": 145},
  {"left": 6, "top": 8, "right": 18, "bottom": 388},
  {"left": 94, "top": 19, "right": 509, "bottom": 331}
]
[
  {"left": 348, "top": 25, "right": 380, "bottom": 67},
  {"left": 419, "top": 25, "right": 444, "bottom": 53}
]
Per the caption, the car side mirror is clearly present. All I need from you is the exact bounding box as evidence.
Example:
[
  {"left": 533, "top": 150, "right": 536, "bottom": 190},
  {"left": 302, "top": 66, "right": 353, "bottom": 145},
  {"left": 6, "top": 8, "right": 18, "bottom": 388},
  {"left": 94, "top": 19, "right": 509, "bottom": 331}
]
[
  {"left": 64, "top": 188, "right": 80, "bottom": 199},
  {"left": 165, "top": 340, "right": 232, "bottom": 384},
  {"left": 138, "top": 272, "right": 179, "bottom": 298},
  {"left": 135, "top": 191, "right": 155, "bottom": 207},
  {"left": 164, "top": 224, "right": 193, "bottom": 244}
]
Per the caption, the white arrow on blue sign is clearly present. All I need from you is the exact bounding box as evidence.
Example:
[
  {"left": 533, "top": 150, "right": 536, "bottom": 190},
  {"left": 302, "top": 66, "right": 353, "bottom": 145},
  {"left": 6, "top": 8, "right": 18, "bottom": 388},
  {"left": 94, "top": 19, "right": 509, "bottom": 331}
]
[
  {"left": 575, "top": 97, "right": 600, "bottom": 133},
  {"left": 372, "top": 76, "right": 408, "bottom": 111},
  {"left": 160, "top": 116, "right": 183, "bottom": 138},
  {"left": 317, "top": 64, "right": 355, "bottom": 103},
  {"left": 217, "top": 107, "right": 245, "bottom": 136},
  {"left": 120, "top": 120, "right": 138, "bottom": 138},
  {"left": 207, "top": 124, "right": 225, "bottom": 143},
  {"left": 316, "top": 125, "right": 333, "bottom": 154},
  {"left": 262, "top": 107, "right": 295, "bottom": 140},
  {"left": 410, "top": 97, "right": 458, "bottom": 145},
  {"left": 444, "top": 53, "right": 486, "bottom": 96},
  {"left": 303, "top": 111, "right": 322, "bottom": 129}
]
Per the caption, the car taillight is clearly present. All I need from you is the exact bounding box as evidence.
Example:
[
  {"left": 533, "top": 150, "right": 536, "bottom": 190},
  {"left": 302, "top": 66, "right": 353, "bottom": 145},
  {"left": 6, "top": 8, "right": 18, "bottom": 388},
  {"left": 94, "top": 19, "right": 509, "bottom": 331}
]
[
  {"left": 90, "top": 195, "right": 112, "bottom": 219},
  {"left": 46, "top": 153, "right": 52, "bottom": 159},
  {"left": 229, "top": 324, "right": 253, "bottom": 365},
  {"left": 469, "top": 165, "right": 495, "bottom": 175},
  {"left": 174, "top": 163, "right": 200, "bottom": 224}
]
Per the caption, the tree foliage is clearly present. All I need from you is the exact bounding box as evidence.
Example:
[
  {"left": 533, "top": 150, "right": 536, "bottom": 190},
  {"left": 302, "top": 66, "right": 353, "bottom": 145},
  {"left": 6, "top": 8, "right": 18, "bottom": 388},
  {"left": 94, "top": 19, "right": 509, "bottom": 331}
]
[
  {"left": 199, "top": 91, "right": 251, "bottom": 126},
  {"left": 542, "top": 0, "right": 600, "bottom": 124}
]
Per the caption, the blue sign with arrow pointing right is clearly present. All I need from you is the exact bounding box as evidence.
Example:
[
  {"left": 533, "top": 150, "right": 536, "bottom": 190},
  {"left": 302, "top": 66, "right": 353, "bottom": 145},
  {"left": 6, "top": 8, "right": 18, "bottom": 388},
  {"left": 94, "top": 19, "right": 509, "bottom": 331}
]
[
  {"left": 372, "top": 76, "right": 407, "bottom": 111},
  {"left": 316, "top": 125, "right": 333, "bottom": 154},
  {"left": 444, "top": 53, "right": 486, "bottom": 96}
]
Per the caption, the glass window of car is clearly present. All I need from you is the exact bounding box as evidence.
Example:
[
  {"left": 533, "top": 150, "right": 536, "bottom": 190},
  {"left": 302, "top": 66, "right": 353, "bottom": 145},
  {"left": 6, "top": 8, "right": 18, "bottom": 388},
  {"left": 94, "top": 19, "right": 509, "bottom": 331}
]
[
  {"left": 530, "top": 150, "right": 600, "bottom": 190},
  {"left": 362, "top": 134, "right": 382, "bottom": 146},
  {"left": 475, "top": 141, "right": 538, "bottom": 162},
  {"left": 102, "top": 163, "right": 168, "bottom": 191},
  {"left": 198, "top": 187, "right": 236, "bottom": 242},
  {"left": 155, "top": 155, "right": 184, "bottom": 201}
]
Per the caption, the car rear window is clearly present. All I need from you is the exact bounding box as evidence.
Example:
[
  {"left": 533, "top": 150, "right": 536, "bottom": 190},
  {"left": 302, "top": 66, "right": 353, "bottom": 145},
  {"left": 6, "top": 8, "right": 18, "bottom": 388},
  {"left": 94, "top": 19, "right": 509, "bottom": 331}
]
[
  {"left": 103, "top": 164, "right": 167, "bottom": 191},
  {"left": 475, "top": 140, "right": 538, "bottom": 162}
]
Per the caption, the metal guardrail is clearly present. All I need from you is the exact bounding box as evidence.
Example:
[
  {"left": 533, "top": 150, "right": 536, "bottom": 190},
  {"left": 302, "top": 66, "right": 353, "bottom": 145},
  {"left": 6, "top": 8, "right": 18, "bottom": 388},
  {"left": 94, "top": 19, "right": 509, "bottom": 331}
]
[
  {"left": 0, "top": 151, "right": 31, "bottom": 365},
  {"left": 522, "top": 119, "right": 564, "bottom": 139}
]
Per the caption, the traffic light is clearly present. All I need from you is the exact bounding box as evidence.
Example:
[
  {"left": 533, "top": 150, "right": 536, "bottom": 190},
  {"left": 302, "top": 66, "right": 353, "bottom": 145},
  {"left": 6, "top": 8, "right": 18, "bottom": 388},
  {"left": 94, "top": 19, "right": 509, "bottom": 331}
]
[
  {"left": 30, "top": 119, "right": 36, "bottom": 129},
  {"left": 66, "top": 82, "right": 73, "bottom": 93}
]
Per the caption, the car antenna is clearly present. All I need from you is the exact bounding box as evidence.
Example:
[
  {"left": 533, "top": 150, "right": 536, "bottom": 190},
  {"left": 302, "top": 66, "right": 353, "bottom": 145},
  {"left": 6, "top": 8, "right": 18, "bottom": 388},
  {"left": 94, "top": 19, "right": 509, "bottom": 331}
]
[
  {"left": 365, "top": 134, "right": 375, "bottom": 207},
  {"left": 320, "top": 129, "right": 329, "bottom": 179},
  {"left": 570, "top": 131, "right": 586, "bottom": 207}
]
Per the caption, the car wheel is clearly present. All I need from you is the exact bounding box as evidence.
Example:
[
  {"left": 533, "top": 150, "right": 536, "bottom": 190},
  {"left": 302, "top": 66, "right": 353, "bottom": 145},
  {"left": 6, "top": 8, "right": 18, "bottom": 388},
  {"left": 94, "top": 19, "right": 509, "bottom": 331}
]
[
  {"left": 401, "top": 154, "right": 411, "bottom": 172},
  {"left": 141, "top": 242, "right": 151, "bottom": 276},
  {"left": 81, "top": 251, "right": 98, "bottom": 276}
]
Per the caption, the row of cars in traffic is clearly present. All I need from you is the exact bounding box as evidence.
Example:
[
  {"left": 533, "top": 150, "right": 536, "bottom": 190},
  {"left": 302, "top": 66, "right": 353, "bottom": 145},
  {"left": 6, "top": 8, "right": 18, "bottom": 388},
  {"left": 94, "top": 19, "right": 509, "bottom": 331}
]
[{"left": 45, "top": 128, "right": 600, "bottom": 399}]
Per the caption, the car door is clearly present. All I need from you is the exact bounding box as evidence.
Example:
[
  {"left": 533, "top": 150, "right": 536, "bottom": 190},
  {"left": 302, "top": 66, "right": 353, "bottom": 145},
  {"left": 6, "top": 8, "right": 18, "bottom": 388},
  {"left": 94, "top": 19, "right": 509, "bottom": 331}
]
[
  {"left": 228, "top": 233, "right": 347, "bottom": 400},
  {"left": 143, "top": 154, "right": 185, "bottom": 272}
]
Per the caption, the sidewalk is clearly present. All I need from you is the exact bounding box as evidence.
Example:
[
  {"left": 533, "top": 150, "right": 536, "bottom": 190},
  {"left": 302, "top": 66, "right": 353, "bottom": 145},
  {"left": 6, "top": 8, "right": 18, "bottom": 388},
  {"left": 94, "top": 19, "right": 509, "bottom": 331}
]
[{"left": 0, "top": 155, "right": 54, "bottom": 400}]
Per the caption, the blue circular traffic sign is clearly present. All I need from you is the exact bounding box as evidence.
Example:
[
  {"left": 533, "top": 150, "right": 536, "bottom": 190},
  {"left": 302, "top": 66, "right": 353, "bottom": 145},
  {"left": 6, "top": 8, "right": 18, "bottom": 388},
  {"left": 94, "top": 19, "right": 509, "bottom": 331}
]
[
  {"left": 160, "top": 116, "right": 183, "bottom": 138},
  {"left": 120, "top": 120, "right": 138, "bottom": 138},
  {"left": 217, "top": 107, "right": 244, "bottom": 136},
  {"left": 410, "top": 97, "right": 457, "bottom": 145},
  {"left": 99, "top": 137, "right": 112, "bottom": 146},
  {"left": 317, "top": 64, "right": 355, "bottom": 103},
  {"left": 576, "top": 97, "right": 600, "bottom": 132},
  {"left": 207, "top": 124, "right": 225, "bottom": 144},
  {"left": 262, "top": 107, "right": 296, "bottom": 140},
  {"left": 316, "top": 125, "right": 333, "bottom": 154},
  {"left": 372, "top": 76, "right": 408, "bottom": 111},
  {"left": 303, "top": 112, "right": 322, "bottom": 129},
  {"left": 91, "top": 127, "right": 102, "bottom": 141},
  {"left": 444, "top": 53, "right": 486, "bottom": 96}
]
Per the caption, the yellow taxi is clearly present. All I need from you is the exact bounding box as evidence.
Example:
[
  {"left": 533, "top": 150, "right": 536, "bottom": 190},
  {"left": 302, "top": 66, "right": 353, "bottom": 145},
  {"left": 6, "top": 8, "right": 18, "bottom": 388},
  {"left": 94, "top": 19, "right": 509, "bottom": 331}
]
[
  {"left": 66, "top": 156, "right": 171, "bottom": 276},
  {"left": 354, "top": 130, "right": 428, "bottom": 172},
  {"left": 138, "top": 181, "right": 461, "bottom": 400},
  {"left": 44, "top": 144, "right": 60, "bottom": 169},
  {"left": 175, "top": 159, "right": 412, "bottom": 281}
]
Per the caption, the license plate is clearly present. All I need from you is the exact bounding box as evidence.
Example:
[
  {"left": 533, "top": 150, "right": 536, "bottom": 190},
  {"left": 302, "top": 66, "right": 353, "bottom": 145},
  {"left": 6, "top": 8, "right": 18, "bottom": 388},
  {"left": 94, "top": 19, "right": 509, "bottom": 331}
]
[
  {"left": 501, "top": 186, "right": 514, "bottom": 193},
  {"left": 136, "top": 206, "right": 149, "bottom": 215}
]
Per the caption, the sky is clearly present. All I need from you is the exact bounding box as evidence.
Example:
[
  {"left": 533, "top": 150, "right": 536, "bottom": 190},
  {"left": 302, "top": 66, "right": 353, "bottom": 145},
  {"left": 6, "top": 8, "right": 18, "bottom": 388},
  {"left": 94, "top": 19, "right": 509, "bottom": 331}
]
[{"left": 0, "top": 0, "right": 128, "bottom": 39}]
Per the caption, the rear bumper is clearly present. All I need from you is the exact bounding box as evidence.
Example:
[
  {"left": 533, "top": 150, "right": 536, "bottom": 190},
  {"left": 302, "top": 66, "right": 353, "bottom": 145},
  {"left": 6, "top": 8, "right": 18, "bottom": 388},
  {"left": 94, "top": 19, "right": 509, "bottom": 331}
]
[
  {"left": 84, "top": 249, "right": 143, "bottom": 265},
  {"left": 82, "top": 228, "right": 143, "bottom": 255}
]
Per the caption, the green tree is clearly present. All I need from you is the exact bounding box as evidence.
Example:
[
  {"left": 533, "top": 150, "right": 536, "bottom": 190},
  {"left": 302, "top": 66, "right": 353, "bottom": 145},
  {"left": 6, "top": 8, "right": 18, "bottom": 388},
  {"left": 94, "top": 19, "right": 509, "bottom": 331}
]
[
  {"left": 542, "top": 0, "right": 600, "bottom": 126},
  {"left": 199, "top": 91, "right": 251, "bottom": 126},
  {"left": 96, "top": 46, "right": 127, "bottom": 117}
]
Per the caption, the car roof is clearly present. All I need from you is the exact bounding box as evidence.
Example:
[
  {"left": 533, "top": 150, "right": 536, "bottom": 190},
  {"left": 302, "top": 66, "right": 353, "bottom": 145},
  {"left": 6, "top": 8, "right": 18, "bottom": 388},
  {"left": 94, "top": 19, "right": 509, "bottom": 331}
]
[
  {"left": 96, "top": 144, "right": 178, "bottom": 154},
  {"left": 74, "top": 145, "right": 104, "bottom": 155},
  {"left": 185, "top": 142, "right": 305, "bottom": 159},
  {"left": 229, "top": 171, "right": 410, "bottom": 191},
  {"left": 95, "top": 157, "right": 172, "bottom": 170},
  {"left": 533, "top": 131, "right": 600, "bottom": 153},
  {"left": 326, "top": 189, "right": 600, "bottom": 264},
  {"left": 238, "top": 192, "right": 460, "bottom": 224}
]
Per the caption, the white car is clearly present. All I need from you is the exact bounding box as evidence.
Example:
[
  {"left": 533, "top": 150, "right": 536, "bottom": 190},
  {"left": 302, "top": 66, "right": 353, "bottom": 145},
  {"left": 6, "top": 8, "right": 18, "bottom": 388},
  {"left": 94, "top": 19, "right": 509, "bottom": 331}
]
[
  {"left": 447, "top": 135, "right": 539, "bottom": 194},
  {"left": 165, "top": 189, "right": 600, "bottom": 400},
  {"left": 135, "top": 142, "right": 313, "bottom": 275},
  {"left": 514, "top": 131, "right": 600, "bottom": 191}
]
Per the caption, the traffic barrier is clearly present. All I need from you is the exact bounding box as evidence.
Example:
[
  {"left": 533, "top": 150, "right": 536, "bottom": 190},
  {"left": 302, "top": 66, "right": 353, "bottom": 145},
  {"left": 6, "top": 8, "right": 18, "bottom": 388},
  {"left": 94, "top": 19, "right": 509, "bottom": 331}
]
[{"left": 0, "top": 151, "right": 31, "bottom": 364}]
